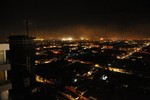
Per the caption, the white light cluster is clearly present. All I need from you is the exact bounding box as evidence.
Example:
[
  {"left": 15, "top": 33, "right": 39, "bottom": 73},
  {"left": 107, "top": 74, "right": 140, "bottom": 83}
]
[{"left": 62, "top": 37, "right": 73, "bottom": 41}]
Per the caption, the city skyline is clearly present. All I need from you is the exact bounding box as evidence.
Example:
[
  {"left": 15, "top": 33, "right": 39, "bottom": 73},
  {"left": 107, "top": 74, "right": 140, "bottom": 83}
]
[
  {"left": 0, "top": 1, "right": 150, "bottom": 99},
  {"left": 0, "top": 0, "right": 150, "bottom": 41}
]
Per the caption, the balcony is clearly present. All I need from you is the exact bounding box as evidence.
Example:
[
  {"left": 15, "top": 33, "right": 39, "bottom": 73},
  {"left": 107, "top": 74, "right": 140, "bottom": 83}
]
[
  {"left": 0, "top": 80, "right": 12, "bottom": 92},
  {"left": 0, "top": 64, "right": 11, "bottom": 71}
]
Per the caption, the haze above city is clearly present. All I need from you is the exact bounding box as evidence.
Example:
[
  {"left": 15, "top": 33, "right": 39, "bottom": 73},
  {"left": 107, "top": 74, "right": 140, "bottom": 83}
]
[
  {"left": 1, "top": 1, "right": 150, "bottom": 99},
  {"left": 0, "top": 0, "right": 150, "bottom": 41}
]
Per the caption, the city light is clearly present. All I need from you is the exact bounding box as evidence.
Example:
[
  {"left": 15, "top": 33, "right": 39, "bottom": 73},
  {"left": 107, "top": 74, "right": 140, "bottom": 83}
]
[
  {"left": 99, "top": 38, "right": 104, "bottom": 41},
  {"left": 2, "top": 0, "right": 150, "bottom": 99},
  {"left": 34, "top": 38, "right": 44, "bottom": 41},
  {"left": 62, "top": 37, "right": 73, "bottom": 41},
  {"left": 101, "top": 75, "right": 108, "bottom": 80}
]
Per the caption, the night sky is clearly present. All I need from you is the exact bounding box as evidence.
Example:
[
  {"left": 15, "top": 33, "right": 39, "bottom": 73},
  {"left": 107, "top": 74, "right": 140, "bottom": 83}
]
[{"left": 0, "top": 0, "right": 150, "bottom": 41}]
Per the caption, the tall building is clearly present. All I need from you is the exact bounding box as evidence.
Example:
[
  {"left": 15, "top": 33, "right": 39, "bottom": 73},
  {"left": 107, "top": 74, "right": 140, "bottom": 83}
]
[
  {"left": 9, "top": 35, "right": 36, "bottom": 99},
  {"left": 0, "top": 44, "right": 12, "bottom": 100}
]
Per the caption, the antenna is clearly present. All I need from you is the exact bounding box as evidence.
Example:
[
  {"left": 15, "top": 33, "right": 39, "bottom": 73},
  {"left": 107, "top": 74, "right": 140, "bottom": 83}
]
[{"left": 26, "top": 21, "right": 29, "bottom": 36}]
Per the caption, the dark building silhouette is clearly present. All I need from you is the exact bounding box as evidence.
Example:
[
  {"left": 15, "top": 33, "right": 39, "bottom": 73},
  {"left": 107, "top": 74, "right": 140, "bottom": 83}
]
[{"left": 8, "top": 35, "right": 36, "bottom": 99}]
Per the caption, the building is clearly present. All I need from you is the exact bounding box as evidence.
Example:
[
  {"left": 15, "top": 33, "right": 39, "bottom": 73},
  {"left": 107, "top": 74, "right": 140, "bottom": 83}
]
[
  {"left": 8, "top": 35, "right": 36, "bottom": 99},
  {"left": 0, "top": 44, "right": 12, "bottom": 100}
]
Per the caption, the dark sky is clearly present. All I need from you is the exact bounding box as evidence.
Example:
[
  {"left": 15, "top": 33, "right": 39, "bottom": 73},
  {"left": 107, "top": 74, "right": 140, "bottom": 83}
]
[{"left": 0, "top": 0, "right": 150, "bottom": 41}]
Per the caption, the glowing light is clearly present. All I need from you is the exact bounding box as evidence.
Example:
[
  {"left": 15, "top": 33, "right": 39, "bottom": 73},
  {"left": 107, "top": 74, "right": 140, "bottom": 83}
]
[
  {"left": 94, "top": 64, "right": 100, "bottom": 68},
  {"left": 108, "top": 67, "right": 131, "bottom": 74},
  {"left": 108, "top": 63, "right": 111, "bottom": 66},
  {"left": 51, "top": 50, "right": 60, "bottom": 54},
  {"left": 101, "top": 75, "right": 108, "bottom": 80},
  {"left": 62, "top": 37, "right": 73, "bottom": 41},
  {"left": 36, "top": 47, "right": 40, "bottom": 50},
  {"left": 80, "top": 37, "right": 85, "bottom": 40},
  {"left": 87, "top": 71, "right": 92, "bottom": 75},
  {"left": 146, "top": 43, "right": 150, "bottom": 46},
  {"left": 36, "top": 75, "right": 54, "bottom": 84},
  {"left": 36, "top": 75, "right": 44, "bottom": 83},
  {"left": 123, "top": 84, "right": 128, "bottom": 87},
  {"left": 36, "top": 52, "right": 40, "bottom": 55},
  {"left": 34, "top": 38, "right": 44, "bottom": 41},
  {"left": 100, "top": 38, "right": 104, "bottom": 41},
  {"left": 73, "top": 78, "right": 78, "bottom": 83},
  {"left": 94, "top": 64, "right": 104, "bottom": 69},
  {"left": 68, "top": 37, "right": 73, "bottom": 40},
  {"left": 35, "top": 60, "right": 40, "bottom": 64}
]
